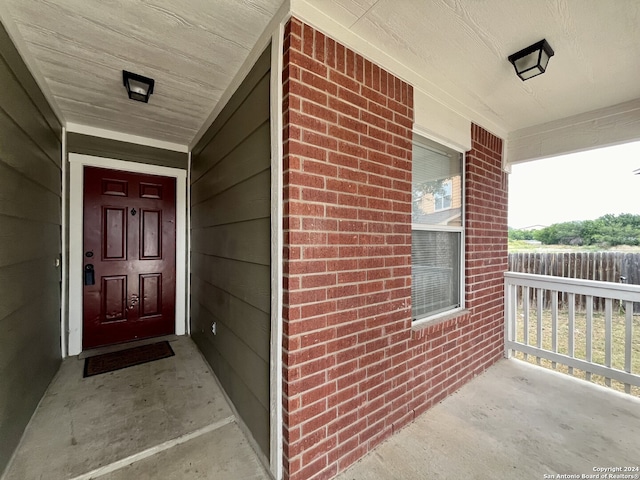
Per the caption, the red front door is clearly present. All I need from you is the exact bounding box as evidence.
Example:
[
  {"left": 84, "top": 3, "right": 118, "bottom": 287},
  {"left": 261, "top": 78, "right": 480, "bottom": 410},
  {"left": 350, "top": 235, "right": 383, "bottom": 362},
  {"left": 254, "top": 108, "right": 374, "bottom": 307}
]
[{"left": 82, "top": 166, "right": 176, "bottom": 349}]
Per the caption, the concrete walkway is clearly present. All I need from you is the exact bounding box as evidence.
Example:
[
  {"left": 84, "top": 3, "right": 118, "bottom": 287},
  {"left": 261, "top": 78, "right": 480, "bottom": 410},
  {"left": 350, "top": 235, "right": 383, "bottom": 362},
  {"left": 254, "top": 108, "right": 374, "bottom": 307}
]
[
  {"left": 2, "top": 337, "right": 270, "bottom": 480},
  {"left": 336, "top": 359, "right": 640, "bottom": 480}
]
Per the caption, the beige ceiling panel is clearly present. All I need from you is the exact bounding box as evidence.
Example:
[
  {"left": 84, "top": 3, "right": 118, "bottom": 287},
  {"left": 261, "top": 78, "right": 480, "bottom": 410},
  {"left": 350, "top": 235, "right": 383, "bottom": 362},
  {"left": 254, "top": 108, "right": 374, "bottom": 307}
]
[
  {"left": 55, "top": 98, "right": 196, "bottom": 145},
  {"left": 1, "top": 0, "right": 282, "bottom": 145}
]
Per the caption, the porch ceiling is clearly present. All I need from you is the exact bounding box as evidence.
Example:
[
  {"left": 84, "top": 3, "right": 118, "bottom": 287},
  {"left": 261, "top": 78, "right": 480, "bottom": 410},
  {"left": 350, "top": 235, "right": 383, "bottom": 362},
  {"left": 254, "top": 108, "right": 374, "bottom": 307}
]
[
  {"left": 0, "top": 0, "right": 638, "bottom": 147},
  {"left": 0, "top": 0, "right": 283, "bottom": 146}
]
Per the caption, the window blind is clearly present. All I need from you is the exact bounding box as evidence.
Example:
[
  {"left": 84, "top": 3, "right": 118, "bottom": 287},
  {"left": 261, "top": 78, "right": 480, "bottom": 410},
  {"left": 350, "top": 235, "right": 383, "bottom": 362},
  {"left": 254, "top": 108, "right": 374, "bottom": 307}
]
[{"left": 411, "top": 230, "right": 461, "bottom": 318}]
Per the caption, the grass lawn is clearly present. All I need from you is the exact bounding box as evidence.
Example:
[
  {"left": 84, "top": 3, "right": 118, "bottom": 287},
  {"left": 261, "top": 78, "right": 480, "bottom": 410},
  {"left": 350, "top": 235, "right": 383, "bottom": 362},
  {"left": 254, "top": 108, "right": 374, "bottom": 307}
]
[{"left": 513, "top": 304, "right": 640, "bottom": 397}]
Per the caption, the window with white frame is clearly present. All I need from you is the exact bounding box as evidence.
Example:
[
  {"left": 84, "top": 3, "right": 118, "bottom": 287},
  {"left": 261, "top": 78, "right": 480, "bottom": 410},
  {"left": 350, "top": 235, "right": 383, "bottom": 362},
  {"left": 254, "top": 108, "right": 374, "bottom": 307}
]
[{"left": 411, "top": 136, "right": 464, "bottom": 321}]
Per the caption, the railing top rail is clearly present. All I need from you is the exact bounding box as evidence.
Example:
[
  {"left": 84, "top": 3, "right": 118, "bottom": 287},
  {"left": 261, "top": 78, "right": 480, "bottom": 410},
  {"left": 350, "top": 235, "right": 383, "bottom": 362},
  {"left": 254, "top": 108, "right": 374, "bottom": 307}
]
[{"left": 504, "top": 271, "right": 640, "bottom": 301}]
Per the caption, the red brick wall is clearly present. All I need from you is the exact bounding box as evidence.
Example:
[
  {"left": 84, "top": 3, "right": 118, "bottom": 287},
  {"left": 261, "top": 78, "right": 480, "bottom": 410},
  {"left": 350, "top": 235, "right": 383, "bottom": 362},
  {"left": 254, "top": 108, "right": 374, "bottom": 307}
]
[{"left": 282, "top": 17, "right": 507, "bottom": 480}]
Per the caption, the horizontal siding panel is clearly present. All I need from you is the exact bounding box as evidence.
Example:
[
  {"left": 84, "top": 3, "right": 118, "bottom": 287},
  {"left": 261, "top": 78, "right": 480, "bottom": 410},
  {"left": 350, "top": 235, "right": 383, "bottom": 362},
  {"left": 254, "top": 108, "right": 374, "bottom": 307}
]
[
  {"left": 191, "top": 301, "right": 269, "bottom": 410},
  {"left": 190, "top": 122, "right": 270, "bottom": 205},
  {"left": 191, "top": 169, "right": 270, "bottom": 229},
  {"left": 191, "top": 218, "right": 270, "bottom": 266},
  {"left": 0, "top": 288, "right": 60, "bottom": 379},
  {"left": 0, "top": 20, "right": 62, "bottom": 473},
  {"left": 191, "top": 253, "right": 270, "bottom": 314},
  {"left": 0, "top": 257, "right": 60, "bottom": 322},
  {"left": 0, "top": 161, "right": 60, "bottom": 224},
  {"left": 0, "top": 58, "right": 61, "bottom": 166},
  {"left": 190, "top": 45, "right": 271, "bottom": 457},
  {"left": 0, "top": 111, "right": 61, "bottom": 194},
  {"left": 0, "top": 312, "right": 59, "bottom": 470},
  {"left": 192, "top": 46, "right": 271, "bottom": 155},
  {"left": 192, "top": 276, "right": 270, "bottom": 362},
  {"left": 191, "top": 73, "right": 270, "bottom": 182},
  {"left": 0, "top": 215, "right": 60, "bottom": 268},
  {"left": 0, "top": 24, "right": 61, "bottom": 138},
  {"left": 67, "top": 133, "right": 187, "bottom": 169},
  {"left": 191, "top": 330, "right": 270, "bottom": 455}
]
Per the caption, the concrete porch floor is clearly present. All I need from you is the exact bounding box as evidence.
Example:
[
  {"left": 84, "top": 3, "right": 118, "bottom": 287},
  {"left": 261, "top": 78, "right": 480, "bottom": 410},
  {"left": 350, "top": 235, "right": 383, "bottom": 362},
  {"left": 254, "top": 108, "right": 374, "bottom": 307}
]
[
  {"left": 336, "top": 358, "right": 640, "bottom": 480},
  {"left": 5, "top": 342, "right": 640, "bottom": 480},
  {"left": 2, "top": 337, "right": 270, "bottom": 480}
]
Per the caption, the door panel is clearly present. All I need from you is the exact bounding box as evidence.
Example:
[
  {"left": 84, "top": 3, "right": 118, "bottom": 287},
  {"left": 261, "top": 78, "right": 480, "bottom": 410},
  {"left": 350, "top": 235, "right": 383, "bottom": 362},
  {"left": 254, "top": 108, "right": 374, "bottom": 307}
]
[
  {"left": 104, "top": 207, "right": 127, "bottom": 259},
  {"left": 139, "top": 273, "right": 161, "bottom": 317},
  {"left": 141, "top": 210, "right": 161, "bottom": 258},
  {"left": 102, "top": 275, "right": 127, "bottom": 322},
  {"left": 83, "top": 166, "right": 176, "bottom": 349}
]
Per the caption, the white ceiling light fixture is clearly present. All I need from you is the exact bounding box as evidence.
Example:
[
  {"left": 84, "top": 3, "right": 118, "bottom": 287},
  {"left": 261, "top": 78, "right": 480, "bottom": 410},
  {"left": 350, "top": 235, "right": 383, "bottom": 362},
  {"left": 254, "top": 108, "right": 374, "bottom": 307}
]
[
  {"left": 122, "top": 70, "right": 155, "bottom": 103},
  {"left": 508, "top": 39, "right": 555, "bottom": 81}
]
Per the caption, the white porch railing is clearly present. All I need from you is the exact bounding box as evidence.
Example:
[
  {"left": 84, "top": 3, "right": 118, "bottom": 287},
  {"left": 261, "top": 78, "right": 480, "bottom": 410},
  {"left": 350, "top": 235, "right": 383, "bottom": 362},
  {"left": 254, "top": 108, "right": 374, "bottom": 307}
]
[{"left": 504, "top": 272, "right": 640, "bottom": 394}]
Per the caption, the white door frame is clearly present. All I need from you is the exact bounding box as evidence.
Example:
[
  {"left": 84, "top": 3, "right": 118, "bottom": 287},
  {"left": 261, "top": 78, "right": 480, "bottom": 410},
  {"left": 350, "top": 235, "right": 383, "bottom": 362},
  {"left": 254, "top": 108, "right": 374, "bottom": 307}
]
[{"left": 67, "top": 153, "right": 187, "bottom": 356}]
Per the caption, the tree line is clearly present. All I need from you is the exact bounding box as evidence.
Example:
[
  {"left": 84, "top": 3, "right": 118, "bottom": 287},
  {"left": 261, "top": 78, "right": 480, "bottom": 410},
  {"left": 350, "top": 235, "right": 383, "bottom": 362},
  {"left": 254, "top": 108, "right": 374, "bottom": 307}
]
[{"left": 509, "top": 213, "right": 640, "bottom": 246}]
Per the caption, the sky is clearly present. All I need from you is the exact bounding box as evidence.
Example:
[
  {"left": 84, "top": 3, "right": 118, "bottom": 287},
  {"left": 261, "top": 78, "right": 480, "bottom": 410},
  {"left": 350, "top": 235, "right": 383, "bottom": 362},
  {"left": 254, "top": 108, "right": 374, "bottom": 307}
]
[{"left": 508, "top": 141, "right": 640, "bottom": 229}]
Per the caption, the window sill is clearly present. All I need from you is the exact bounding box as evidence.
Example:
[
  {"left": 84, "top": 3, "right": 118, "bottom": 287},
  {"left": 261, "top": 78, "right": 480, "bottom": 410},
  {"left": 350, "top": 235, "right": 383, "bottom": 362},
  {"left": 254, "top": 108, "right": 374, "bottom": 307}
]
[{"left": 411, "top": 308, "right": 470, "bottom": 339}]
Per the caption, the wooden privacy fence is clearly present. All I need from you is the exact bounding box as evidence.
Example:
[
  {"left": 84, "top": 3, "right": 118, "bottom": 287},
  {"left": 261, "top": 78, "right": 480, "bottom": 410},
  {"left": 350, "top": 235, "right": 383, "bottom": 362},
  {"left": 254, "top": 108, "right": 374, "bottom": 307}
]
[{"left": 508, "top": 252, "right": 640, "bottom": 313}]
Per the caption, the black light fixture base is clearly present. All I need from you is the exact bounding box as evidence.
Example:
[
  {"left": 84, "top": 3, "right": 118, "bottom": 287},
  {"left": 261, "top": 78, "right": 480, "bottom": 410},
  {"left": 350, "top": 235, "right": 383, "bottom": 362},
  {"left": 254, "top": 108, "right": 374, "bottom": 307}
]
[
  {"left": 123, "top": 70, "right": 155, "bottom": 103},
  {"left": 508, "top": 39, "right": 555, "bottom": 81}
]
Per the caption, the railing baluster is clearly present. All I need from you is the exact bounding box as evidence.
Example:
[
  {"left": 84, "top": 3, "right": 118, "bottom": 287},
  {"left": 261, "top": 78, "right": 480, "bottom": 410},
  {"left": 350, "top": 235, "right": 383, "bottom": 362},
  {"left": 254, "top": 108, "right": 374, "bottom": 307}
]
[
  {"left": 568, "top": 293, "right": 575, "bottom": 375},
  {"left": 536, "top": 290, "right": 542, "bottom": 365},
  {"left": 537, "top": 288, "right": 543, "bottom": 365},
  {"left": 605, "top": 298, "right": 612, "bottom": 387},
  {"left": 504, "top": 272, "right": 640, "bottom": 393},
  {"left": 511, "top": 283, "right": 518, "bottom": 344},
  {"left": 523, "top": 286, "right": 530, "bottom": 361},
  {"left": 585, "top": 295, "right": 593, "bottom": 382},
  {"left": 552, "top": 292, "right": 558, "bottom": 369},
  {"left": 504, "top": 281, "right": 516, "bottom": 358},
  {"left": 625, "top": 300, "right": 633, "bottom": 394}
]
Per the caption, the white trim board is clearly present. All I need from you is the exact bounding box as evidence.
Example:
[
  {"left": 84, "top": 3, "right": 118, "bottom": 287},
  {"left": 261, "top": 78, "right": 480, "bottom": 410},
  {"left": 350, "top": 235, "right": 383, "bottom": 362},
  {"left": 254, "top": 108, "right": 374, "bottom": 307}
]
[
  {"left": 60, "top": 127, "right": 68, "bottom": 358},
  {"left": 269, "top": 21, "right": 286, "bottom": 480},
  {"left": 67, "top": 153, "right": 187, "bottom": 357},
  {"left": 506, "top": 98, "right": 640, "bottom": 165},
  {"left": 413, "top": 89, "right": 471, "bottom": 153},
  {"left": 186, "top": 151, "right": 192, "bottom": 336}
]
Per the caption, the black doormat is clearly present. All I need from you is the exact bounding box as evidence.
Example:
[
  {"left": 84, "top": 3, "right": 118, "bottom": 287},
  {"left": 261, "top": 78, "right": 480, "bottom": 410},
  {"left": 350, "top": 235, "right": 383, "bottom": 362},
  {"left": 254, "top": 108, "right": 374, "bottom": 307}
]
[{"left": 83, "top": 341, "right": 175, "bottom": 377}]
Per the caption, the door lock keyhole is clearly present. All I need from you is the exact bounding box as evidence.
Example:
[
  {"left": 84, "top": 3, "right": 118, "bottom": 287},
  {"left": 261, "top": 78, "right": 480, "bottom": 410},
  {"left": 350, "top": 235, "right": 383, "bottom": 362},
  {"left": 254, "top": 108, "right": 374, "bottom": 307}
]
[{"left": 131, "top": 208, "right": 137, "bottom": 216}]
